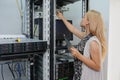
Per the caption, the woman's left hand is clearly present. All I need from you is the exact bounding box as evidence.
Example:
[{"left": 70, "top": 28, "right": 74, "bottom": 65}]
[{"left": 69, "top": 47, "right": 80, "bottom": 58}]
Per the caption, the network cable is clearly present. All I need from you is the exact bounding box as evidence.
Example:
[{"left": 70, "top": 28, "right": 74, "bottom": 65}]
[
  {"left": 1, "top": 65, "right": 4, "bottom": 80},
  {"left": 8, "top": 64, "right": 15, "bottom": 79}
]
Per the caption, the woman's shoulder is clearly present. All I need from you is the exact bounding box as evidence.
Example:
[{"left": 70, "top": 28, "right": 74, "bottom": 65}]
[
  {"left": 88, "top": 36, "right": 101, "bottom": 47},
  {"left": 89, "top": 36, "right": 99, "bottom": 41}
]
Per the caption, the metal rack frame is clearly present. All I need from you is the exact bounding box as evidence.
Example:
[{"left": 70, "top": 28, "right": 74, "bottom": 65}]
[
  {"left": 29, "top": 0, "right": 89, "bottom": 80},
  {"left": 43, "top": 0, "right": 51, "bottom": 80}
]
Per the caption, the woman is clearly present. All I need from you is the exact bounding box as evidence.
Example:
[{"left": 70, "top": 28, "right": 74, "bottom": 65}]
[{"left": 56, "top": 10, "right": 107, "bottom": 80}]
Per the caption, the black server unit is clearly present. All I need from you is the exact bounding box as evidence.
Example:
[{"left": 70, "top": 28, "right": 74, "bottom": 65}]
[
  {"left": 55, "top": 62, "right": 74, "bottom": 80},
  {"left": 55, "top": 54, "right": 74, "bottom": 80}
]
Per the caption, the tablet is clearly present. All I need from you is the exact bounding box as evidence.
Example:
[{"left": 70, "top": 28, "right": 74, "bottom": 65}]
[{"left": 63, "top": 34, "right": 73, "bottom": 48}]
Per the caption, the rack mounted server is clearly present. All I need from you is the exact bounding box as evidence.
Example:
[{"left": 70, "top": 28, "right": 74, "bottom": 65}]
[{"left": 0, "top": 39, "right": 47, "bottom": 60}]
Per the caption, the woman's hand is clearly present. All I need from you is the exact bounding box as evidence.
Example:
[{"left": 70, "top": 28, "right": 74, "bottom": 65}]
[
  {"left": 69, "top": 47, "right": 80, "bottom": 58},
  {"left": 56, "top": 11, "right": 65, "bottom": 20}
]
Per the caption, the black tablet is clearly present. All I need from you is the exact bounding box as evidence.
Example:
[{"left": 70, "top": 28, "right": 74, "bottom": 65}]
[{"left": 63, "top": 34, "right": 73, "bottom": 48}]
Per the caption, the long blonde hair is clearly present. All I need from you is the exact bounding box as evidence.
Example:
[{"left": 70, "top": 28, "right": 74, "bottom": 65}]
[{"left": 86, "top": 10, "right": 107, "bottom": 62}]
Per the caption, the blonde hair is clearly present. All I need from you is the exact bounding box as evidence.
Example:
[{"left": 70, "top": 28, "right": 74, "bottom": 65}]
[{"left": 86, "top": 10, "right": 107, "bottom": 62}]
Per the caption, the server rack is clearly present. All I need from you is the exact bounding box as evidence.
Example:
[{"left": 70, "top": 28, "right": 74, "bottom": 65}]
[
  {"left": 30, "top": 0, "right": 51, "bottom": 80},
  {"left": 56, "top": 0, "right": 89, "bottom": 80},
  {"left": 29, "top": 0, "right": 89, "bottom": 80}
]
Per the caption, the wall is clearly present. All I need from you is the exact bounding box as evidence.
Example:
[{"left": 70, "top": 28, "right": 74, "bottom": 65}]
[
  {"left": 108, "top": 0, "right": 120, "bottom": 80},
  {"left": 63, "top": 1, "right": 83, "bottom": 45},
  {"left": 0, "top": 0, "right": 24, "bottom": 35}
]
